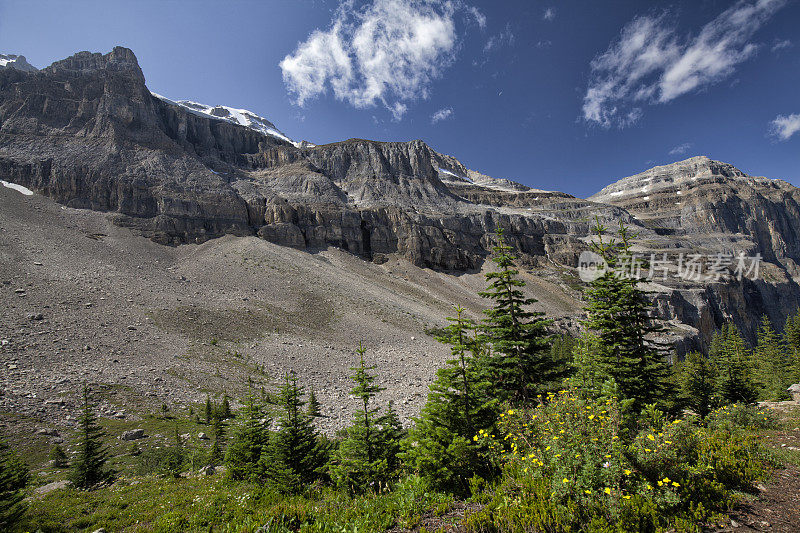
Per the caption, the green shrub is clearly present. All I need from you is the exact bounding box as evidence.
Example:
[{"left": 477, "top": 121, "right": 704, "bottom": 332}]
[{"left": 468, "top": 391, "right": 776, "bottom": 532}]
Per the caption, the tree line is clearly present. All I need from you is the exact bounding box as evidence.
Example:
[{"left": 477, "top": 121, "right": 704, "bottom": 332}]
[{"left": 3, "top": 219, "right": 800, "bottom": 527}]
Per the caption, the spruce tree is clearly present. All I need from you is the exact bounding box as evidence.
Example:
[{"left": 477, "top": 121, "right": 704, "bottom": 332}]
[
  {"left": 204, "top": 395, "right": 213, "bottom": 425},
  {"left": 402, "top": 306, "right": 498, "bottom": 494},
  {"left": 379, "top": 401, "right": 405, "bottom": 477},
  {"left": 165, "top": 424, "right": 185, "bottom": 478},
  {"left": 568, "top": 333, "right": 603, "bottom": 397},
  {"left": 49, "top": 445, "right": 68, "bottom": 468},
  {"left": 679, "top": 351, "right": 718, "bottom": 419},
  {"left": 330, "top": 344, "right": 394, "bottom": 493},
  {"left": 479, "top": 229, "right": 561, "bottom": 401},
  {"left": 754, "top": 315, "right": 791, "bottom": 400},
  {"left": 307, "top": 387, "right": 322, "bottom": 419},
  {"left": 782, "top": 309, "right": 800, "bottom": 382},
  {"left": 262, "top": 373, "right": 327, "bottom": 493},
  {"left": 583, "top": 218, "right": 672, "bottom": 411},
  {"left": 218, "top": 395, "right": 232, "bottom": 420},
  {"left": 709, "top": 323, "right": 757, "bottom": 404},
  {"left": 0, "top": 439, "right": 29, "bottom": 529},
  {"left": 225, "top": 395, "right": 271, "bottom": 481},
  {"left": 70, "top": 385, "right": 112, "bottom": 489}
]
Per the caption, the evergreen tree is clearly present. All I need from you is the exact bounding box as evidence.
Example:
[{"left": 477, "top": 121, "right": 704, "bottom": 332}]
[
  {"left": 479, "top": 230, "right": 562, "bottom": 401},
  {"left": 49, "top": 445, "right": 68, "bottom": 468},
  {"left": 307, "top": 387, "right": 322, "bottom": 419},
  {"left": 218, "top": 395, "right": 232, "bottom": 420},
  {"left": 583, "top": 218, "right": 672, "bottom": 411},
  {"left": 402, "top": 306, "right": 498, "bottom": 494},
  {"left": 330, "top": 344, "right": 394, "bottom": 493},
  {"left": 70, "top": 385, "right": 112, "bottom": 489},
  {"left": 568, "top": 333, "right": 604, "bottom": 397},
  {"left": 379, "top": 401, "right": 405, "bottom": 477},
  {"left": 204, "top": 395, "right": 213, "bottom": 425},
  {"left": 208, "top": 438, "right": 223, "bottom": 467},
  {"left": 782, "top": 308, "right": 800, "bottom": 382},
  {"left": 679, "top": 351, "right": 718, "bottom": 419},
  {"left": 709, "top": 323, "right": 757, "bottom": 404},
  {"left": 225, "top": 395, "right": 271, "bottom": 481},
  {"left": 165, "top": 425, "right": 185, "bottom": 478},
  {"left": 262, "top": 373, "right": 327, "bottom": 493},
  {"left": 754, "top": 315, "right": 791, "bottom": 400},
  {"left": 0, "top": 439, "right": 29, "bottom": 529}
]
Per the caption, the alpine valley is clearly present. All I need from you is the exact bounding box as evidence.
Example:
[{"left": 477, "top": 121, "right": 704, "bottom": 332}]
[{"left": 2, "top": 47, "right": 800, "bottom": 430}]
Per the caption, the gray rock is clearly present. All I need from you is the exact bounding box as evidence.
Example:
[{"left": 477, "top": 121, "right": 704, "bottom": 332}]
[{"left": 120, "top": 429, "right": 146, "bottom": 441}]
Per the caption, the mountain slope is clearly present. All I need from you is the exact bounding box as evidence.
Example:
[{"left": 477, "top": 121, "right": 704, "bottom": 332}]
[{"left": 2, "top": 47, "right": 800, "bottom": 353}]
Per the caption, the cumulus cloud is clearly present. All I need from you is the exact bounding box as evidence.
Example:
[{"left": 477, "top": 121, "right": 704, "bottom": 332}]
[
  {"left": 430, "top": 107, "right": 454, "bottom": 123},
  {"left": 281, "top": 0, "right": 477, "bottom": 119},
  {"left": 583, "top": 0, "right": 786, "bottom": 128},
  {"left": 769, "top": 113, "right": 800, "bottom": 141},
  {"left": 543, "top": 8, "right": 556, "bottom": 21},
  {"left": 668, "top": 142, "right": 692, "bottom": 156}
]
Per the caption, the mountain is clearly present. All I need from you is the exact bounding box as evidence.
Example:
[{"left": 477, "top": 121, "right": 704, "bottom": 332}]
[
  {"left": 151, "top": 93, "right": 301, "bottom": 146},
  {"left": 2, "top": 46, "right": 800, "bottom": 354},
  {"left": 0, "top": 53, "right": 37, "bottom": 72}
]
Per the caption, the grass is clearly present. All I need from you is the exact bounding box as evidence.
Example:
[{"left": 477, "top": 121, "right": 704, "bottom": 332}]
[{"left": 16, "top": 475, "right": 453, "bottom": 533}]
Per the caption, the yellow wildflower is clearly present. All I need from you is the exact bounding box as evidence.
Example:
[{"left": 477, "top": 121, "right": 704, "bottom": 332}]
[
  {"left": 604, "top": 487, "right": 612, "bottom": 495},
  {"left": 647, "top": 434, "right": 655, "bottom": 441}
]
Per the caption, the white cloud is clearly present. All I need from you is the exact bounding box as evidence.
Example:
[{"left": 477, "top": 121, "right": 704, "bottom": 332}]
[
  {"left": 430, "top": 107, "right": 453, "bottom": 123},
  {"left": 543, "top": 7, "right": 556, "bottom": 21},
  {"left": 771, "top": 38, "right": 792, "bottom": 52},
  {"left": 583, "top": 0, "right": 786, "bottom": 128},
  {"left": 281, "top": 0, "right": 476, "bottom": 120},
  {"left": 769, "top": 113, "right": 800, "bottom": 141},
  {"left": 484, "top": 23, "right": 514, "bottom": 52},
  {"left": 467, "top": 6, "right": 486, "bottom": 29},
  {"left": 668, "top": 142, "right": 692, "bottom": 156}
]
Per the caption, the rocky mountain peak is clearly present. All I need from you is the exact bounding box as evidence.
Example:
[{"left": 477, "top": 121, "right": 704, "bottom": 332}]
[
  {"left": 0, "top": 53, "right": 37, "bottom": 72},
  {"left": 44, "top": 46, "right": 144, "bottom": 83},
  {"left": 589, "top": 155, "right": 751, "bottom": 203}
]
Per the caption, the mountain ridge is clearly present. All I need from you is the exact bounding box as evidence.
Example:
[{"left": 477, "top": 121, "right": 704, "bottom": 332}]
[{"left": 2, "top": 46, "right": 800, "bottom": 353}]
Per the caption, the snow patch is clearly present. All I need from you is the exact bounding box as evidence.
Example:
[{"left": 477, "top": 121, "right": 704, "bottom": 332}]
[
  {"left": 151, "top": 92, "right": 299, "bottom": 147},
  {"left": 1, "top": 180, "right": 34, "bottom": 196},
  {"left": 610, "top": 191, "right": 624, "bottom": 197}
]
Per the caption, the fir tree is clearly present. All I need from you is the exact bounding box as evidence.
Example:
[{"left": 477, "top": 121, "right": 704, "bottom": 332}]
[
  {"left": 479, "top": 230, "right": 562, "bottom": 401},
  {"left": 402, "top": 306, "right": 498, "bottom": 494},
  {"left": 782, "top": 308, "right": 800, "bottom": 382},
  {"left": 262, "top": 373, "right": 327, "bottom": 493},
  {"left": 208, "top": 438, "right": 223, "bottom": 467},
  {"left": 0, "top": 438, "right": 29, "bottom": 529},
  {"left": 330, "top": 344, "right": 392, "bottom": 493},
  {"left": 218, "top": 395, "right": 232, "bottom": 420},
  {"left": 754, "top": 315, "right": 791, "bottom": 400},
  {"left": 379, "top": 401, "right": 405, "bottom": 477},
  {"left": 70, "top": 385, "right": 112, "bottom": 489},
  {"left": 568, "top": 333, "right": 604, "bottom": 397},
  {"left": 204, "top": 395, "right": 213, "bottom": 425},
  {"left": 709, "top": 323, "right": 757, "bottom": 404},
  {"left": 49, "top": 445, "right": 68, "bottom": 468},
  {"left": 307, "top": 387, "right": 322, "bottom": 419},
  {"left": 225, "top": 395, "right": 271, "bottom": 481},
  {"left": 679, "top": 351, "right": 718, "bottom": 419},
  {"left": 165, "top": 425, "right": 185, "bottom": 478},
  {"left": 583, "top": 218, "right": 672, "bottom": 411}
]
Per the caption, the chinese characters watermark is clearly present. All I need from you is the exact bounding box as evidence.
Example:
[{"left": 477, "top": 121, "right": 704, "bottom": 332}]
[{"left": 577, "top": 251, "right": 761, "bottom": 283}]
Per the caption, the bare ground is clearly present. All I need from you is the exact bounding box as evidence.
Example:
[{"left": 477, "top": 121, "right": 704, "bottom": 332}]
[{"left": 0, "top": 185, "right": 582, "bottom": 449}]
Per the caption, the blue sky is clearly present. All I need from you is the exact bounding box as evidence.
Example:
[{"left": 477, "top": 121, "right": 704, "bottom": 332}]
[{"left": 1, "top": 0, "right": 798, "bottom": 198}]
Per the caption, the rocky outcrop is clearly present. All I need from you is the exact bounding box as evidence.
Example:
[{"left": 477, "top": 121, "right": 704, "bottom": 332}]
[{"left": 3, "top": 47, "right": 800, "bottom": 352}]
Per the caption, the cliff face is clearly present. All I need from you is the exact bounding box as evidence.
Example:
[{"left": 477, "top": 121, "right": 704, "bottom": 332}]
[{"left": 2, "top": 47, "right": 800, "bottom": 351}]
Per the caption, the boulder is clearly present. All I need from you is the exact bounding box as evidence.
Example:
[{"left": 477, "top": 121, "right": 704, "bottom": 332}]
[
  {"left": 789, "top": 383, "right": 800, "bottom": 403},
  {"left": 120, "top": 429, "right": 146, "bottom": 441}
]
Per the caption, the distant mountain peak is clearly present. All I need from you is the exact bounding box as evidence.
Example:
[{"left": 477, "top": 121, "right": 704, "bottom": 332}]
[
  {"left": 589, "top": 156, "right": 752, "bottom": 202},
  {"left": 0, "top": 53, "right": 37, "bottom": 72},
  {"left": 151, "top": 93, "right": 299, "bottom": 147}
]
